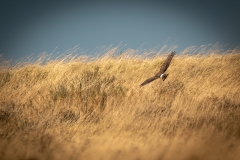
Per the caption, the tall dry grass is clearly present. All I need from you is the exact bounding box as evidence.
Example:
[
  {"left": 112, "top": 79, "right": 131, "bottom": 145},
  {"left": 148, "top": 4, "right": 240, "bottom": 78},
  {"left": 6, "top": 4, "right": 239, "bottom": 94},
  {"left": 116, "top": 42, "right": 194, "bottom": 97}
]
[{"left": 0, "top": 46, "right": 240, "bottom": 160}]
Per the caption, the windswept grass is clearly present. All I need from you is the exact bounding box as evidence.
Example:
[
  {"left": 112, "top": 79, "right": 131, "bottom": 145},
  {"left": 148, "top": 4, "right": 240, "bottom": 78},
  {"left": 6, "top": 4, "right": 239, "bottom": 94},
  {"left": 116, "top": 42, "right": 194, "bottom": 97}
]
[{"left": 0, "top": 46, "right": 240, "bottom": 160}]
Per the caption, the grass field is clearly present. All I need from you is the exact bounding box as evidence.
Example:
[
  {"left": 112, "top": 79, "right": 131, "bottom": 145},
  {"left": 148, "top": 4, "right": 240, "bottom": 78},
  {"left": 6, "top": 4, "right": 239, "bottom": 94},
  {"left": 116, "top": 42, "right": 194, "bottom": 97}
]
[{"left": 0, "top": 46, "right": 240, "bottom": 160}]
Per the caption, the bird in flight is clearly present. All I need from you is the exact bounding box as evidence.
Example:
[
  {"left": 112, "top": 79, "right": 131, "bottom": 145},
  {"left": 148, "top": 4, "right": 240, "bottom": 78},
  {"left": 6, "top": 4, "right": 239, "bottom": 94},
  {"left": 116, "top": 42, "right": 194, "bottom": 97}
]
[{"left": 140, "top": 51, "right": 176, "bottom": 87}]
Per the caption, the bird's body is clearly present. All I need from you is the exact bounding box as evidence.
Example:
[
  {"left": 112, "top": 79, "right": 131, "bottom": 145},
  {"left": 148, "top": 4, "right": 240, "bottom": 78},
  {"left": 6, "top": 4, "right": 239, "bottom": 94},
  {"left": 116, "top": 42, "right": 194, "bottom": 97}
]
[{"left": 140, "top": 51, "right": 175, "bottom": 87}]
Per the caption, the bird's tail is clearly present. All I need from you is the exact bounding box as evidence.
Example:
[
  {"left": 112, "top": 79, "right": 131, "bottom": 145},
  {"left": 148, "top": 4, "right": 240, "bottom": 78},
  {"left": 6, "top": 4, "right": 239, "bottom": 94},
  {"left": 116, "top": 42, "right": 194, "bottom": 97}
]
[{"left": 161, "top": 74, "right": 168, "bottom": 81}]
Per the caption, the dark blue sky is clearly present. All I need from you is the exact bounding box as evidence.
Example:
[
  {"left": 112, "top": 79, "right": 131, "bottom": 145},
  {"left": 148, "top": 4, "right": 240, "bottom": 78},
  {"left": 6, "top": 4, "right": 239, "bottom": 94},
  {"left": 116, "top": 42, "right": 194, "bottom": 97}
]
[{"left": 1, "top": 0, "right": 240, "bottom": 60}]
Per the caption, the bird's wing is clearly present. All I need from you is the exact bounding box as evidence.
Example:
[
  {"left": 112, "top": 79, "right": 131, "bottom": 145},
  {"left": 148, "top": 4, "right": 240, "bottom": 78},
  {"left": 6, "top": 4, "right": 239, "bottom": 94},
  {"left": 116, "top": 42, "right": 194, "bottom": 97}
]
[
  {"left": 156, "top": 51, "right": 175, "bottom": 77},
  {"left": 140, "top": 76, "right": 158, "bottom": 87}
]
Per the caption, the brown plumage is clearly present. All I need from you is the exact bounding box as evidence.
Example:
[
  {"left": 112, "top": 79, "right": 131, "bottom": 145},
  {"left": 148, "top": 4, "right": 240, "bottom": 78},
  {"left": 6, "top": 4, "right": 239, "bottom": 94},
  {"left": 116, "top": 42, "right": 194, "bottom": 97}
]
[{"left": 140, "top": 51, "right": 176, "bottom": 87}]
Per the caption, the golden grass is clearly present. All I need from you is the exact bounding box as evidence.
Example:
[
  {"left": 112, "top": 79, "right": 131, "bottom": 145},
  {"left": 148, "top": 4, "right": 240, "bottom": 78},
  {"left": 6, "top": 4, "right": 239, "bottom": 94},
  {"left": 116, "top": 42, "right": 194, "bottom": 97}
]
[{"left": 0, "top": 46, "right": 240, "bottom": 160}]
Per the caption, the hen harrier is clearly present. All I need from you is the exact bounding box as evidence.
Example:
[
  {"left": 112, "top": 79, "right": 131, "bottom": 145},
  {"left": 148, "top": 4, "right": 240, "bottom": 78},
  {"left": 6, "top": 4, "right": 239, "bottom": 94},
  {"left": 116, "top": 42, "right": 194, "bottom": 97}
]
[{"left": 140, "top": 51, "right": 176, "bottom": 87}]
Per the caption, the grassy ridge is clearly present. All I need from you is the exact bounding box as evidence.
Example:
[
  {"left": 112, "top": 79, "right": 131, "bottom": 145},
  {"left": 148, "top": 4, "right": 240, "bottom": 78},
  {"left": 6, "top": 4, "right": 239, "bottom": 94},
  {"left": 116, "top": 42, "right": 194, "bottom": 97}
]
[{"left": 0, "top": 48, "right": 240, "bottom": 160}]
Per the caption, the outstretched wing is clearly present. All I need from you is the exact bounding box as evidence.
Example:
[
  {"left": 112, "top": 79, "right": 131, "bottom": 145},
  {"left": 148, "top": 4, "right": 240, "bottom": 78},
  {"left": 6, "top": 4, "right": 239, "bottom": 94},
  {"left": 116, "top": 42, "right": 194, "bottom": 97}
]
[
  {"left": 155, "top": 51, "right": 175, "bottom": 77},
  {"left": 140, "top": 76, "right": 158, "bottom": 87}
]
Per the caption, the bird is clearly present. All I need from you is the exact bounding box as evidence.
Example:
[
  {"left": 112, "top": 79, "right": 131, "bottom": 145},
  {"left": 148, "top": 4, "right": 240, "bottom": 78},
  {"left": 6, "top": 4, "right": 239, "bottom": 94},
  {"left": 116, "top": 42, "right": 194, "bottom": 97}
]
[{"left": 140, "top": 51, "right": 176, "bottom": 87}]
